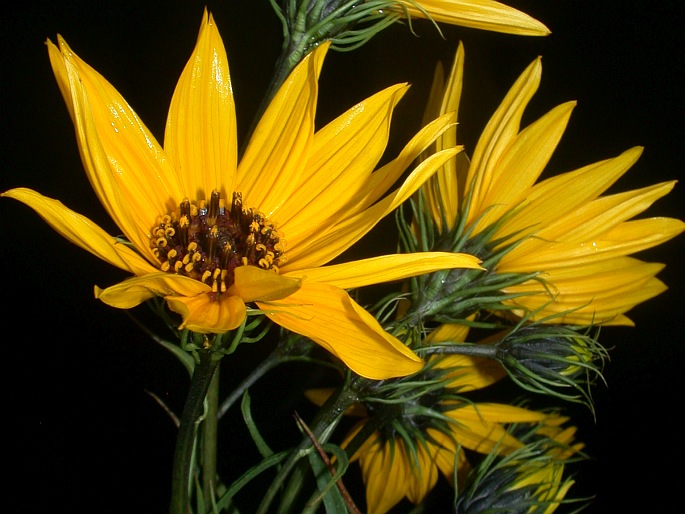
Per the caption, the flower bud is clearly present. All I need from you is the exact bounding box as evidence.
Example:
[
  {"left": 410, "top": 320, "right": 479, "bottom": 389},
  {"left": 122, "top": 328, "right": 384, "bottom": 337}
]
[{"left": 494, "top": 325, "right": 606, "bottom": 406}]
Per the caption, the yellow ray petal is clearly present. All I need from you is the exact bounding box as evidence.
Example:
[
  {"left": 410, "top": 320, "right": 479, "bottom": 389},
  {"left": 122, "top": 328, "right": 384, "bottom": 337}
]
[
  {"left": 3, "top": 188, "right": 155, "bottom": 276},
  {"left": 503, "top": 180, "right": 678, "bottom": 264},
  {"left": 452, "top": 418, "right": 522, "bottom": 454},
  {"left": 350, "top": 111, "right": 459, "bottom": 215},
  {"left": 361, "top": 439, "right": 410, "bottom": 514},
  {"left": 166, "top": 293, "right": 247, "bottom": 334},
  {"left": 508, "top": 260, "right": 664, "bottom": 304},
  {"left": 466, "top": 57, "right": 541, "bottom": 225},
  {"left": 426, "top": 322, "right": 470, "bottom": 343},
  {"left": 515, "top": 255, "right": 662, "bottom": 283},
  {"left": 281, "top": 104, "right": 457, "bottom": 248},
  {"left": 432, "top": 353, "right": 507, "bottom": 391},
  {"left": 238, "top": 43, "right": 328, "bottom": 218},
  {"left": 285, "top": 252, "right": 482, "bottom": 289},
  {"left": 505, "top": 258, "right": 670, "bottom": 325},
  {"left": 94, "top": 271, "right": 209, "bottom": 309},
  {"left": 258, "top": 281, "right": 423, "bottom": 380},
  {"left": 430, "top": 428, "right": 470, "bottom": 482},
  {"left": 474, "top": 102, "right": 575, "bottom": 232},
  {"left": 276, "top": 84, "right": 408, "bottom": 229},
  {"left": 48, "top": 37, "right": 182, "bottom": 262},
  {"left": 448, "top": 403, "right": 547, "bottom": 453},
  {"left": 505, "top": 217, "right": 685, "bottom": 271},
  {"left": 164, "top": 10, "right": 237, "bottom": 200},
  {"left": 425, "top": 42, "right": 465, "bottom": 233},
  {"left": 397, "top": 0, "right": 551, "bottom": 36},
  {"left": 47, "top": 37, "right": 76, "bottom": 123},
  {"left": 545, "top": 181, "right": 677, "bottom": 243},
  {"left": 405, "top": 442, "right": 440, "bottom": 504},
  {"left": 509, "top": 277, "right": 667, "bottom": 326},
  {"left": 283, "top": 147, "right": 460, "bottom": 270},
  {"left": 231, "top": 265, "right": 301, "bottom": 302},
  {"left": 452, "top": 402, "right": 549, "bottom": 423},
  {"left": 497, "top": 147, "right": 642, "bottom": 242}
]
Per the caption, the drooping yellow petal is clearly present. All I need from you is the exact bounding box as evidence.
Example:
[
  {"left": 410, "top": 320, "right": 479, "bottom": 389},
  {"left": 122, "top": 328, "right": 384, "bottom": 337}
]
[
  {"left": 164, "top": 9, "right": 237, "bottom": 200},
  {"left": 285, "top": 252, "right": 482, "bottom": 289},
  {"left": 447, "top": 403, "right": 547, "bottom": 453},
  {"left": 231, "top": 265, "right": 301, "bottom": 302},
  {"left": 405, "top": 442, "right": 440, "bottom": 505},
  {"left": 396, "top": 0, "right": 551, "bottom": 36},
  {"left": 360, "top": 438, "right": 411, "bottom": 514},
  {"left": 2, "top": 188, "right": 155, "bottom": 276},
  {"left": 238, "top": 43, "right": 328, "bottom": 218},
  {"left": 433, "top": 353, "right": 507, "bottom": 391},
  {"left": 166, "top": 293, "right": 247, "bottom": 334},
  {"left": 95, "top": 272, "right": 210, "bottom": 309},
  {"left": 258, "top": 281, "right": 423, "bottom": 380},
  {"left": 430, "top": 427, "right": 470, "bottom": 483}
]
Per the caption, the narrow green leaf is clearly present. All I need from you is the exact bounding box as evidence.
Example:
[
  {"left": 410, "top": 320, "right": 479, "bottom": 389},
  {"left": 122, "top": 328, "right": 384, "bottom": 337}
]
[{"left": 240, "top": 390, "right": 273, "bottom": 458}]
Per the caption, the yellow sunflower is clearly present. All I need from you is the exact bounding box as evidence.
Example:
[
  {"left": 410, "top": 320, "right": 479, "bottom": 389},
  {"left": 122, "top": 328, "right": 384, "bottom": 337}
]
[
  {"left": 307, "top": 324, "right": 573, "bottom": 514},
  {"left": 394, "top": 0, "right": 550, "bottom": 36},
  {"left": 2, "top": 10, "right": 482, "bottom": 380},
  {"left": 349, "top": 408, "right": 568, "bottom": 514},
  {"left": 420, "top": 43, "right": 684, "bottom": 325}
]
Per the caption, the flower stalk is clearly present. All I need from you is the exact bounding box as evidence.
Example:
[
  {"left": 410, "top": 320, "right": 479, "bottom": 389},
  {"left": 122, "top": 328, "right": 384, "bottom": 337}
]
[
  {"left": 169, "top": 348, "right": 223, "bottom": 514},
  {"left": 202, "top": 366, "right": 220, "bottom": 507},
  {"left": 258, "top": 380, "right": 362, "bottom": 514}
]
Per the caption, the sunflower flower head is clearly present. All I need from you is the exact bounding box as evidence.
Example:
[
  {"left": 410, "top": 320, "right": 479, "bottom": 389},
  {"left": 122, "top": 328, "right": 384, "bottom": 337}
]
[
  {"left": 407, "top": 41, "right": 684, "bottom": 328},
  {"left": 2, "top": 9, "right": 485, "bottom": 380}
]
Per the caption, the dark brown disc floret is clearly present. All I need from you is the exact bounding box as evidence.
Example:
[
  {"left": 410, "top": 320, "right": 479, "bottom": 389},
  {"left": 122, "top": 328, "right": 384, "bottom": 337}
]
[{"left": 151, "top": 190, "right": 285, "bottom": 300}]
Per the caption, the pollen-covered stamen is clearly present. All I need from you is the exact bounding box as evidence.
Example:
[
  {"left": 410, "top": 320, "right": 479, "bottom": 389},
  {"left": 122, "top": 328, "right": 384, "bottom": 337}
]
[{"left": 152, "top": 190, "right": 286, "bottom": 299}]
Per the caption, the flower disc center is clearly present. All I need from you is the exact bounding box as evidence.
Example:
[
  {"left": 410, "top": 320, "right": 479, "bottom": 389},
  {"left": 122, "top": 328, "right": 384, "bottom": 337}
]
[{"left": 152, "top": 190, "right": 285, "bottom": 298}]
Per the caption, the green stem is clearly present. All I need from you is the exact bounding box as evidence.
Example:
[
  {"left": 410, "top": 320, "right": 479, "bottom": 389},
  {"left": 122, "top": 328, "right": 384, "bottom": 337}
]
[
  {"left": 169, "top": 349, "right": 223, "bottom": 514},
  {"left": 256, "top": 382, "right": 361, "bottom": 514},
  {"left": 418, "top": 342, "right": 499, "bottom": 359},
  {"left": 242, "top": 0, "right": 316, "bottom": 156},
  {"left": 202, "top": 363, "right": 220, "bottom": 506}
]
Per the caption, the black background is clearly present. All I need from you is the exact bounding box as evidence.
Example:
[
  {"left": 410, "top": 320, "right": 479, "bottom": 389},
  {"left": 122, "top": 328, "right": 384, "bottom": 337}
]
[{"left": 2, "top": 1, "right": 683, "bottom": 513}]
